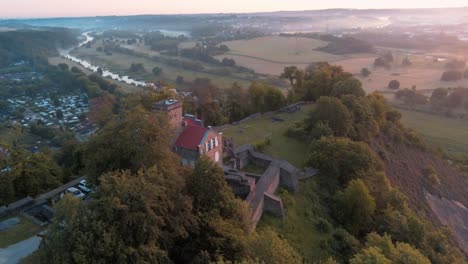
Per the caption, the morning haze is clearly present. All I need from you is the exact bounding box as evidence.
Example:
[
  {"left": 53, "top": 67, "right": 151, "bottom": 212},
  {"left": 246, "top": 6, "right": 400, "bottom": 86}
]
[
  {"left": 0, "top": 1, "right": 467, "bottom": 264},
  {"left": 1, "top": 0, "right": 468, "bottom": 17}
]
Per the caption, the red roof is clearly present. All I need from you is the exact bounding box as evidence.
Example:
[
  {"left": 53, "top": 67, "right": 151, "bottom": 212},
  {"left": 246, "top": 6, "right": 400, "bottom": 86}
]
[
  {"left": 175, "top": 125, "right": 209, "bottom": 150},
  {"left": 185, "top": 118, "right": 199, "bottom": 127}
]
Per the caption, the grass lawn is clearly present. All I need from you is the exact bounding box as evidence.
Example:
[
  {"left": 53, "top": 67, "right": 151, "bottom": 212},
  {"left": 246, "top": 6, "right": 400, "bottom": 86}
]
[
  {"left": 398, "top": 108, "right": 468, "bottom": 158},
  {"left": 222, "top": 104, "right": 314, "bottom": 168},
  {"left": 0, "top": 215, "right": 44, "bottom": 248},
  {"left": 258, "top": 180, "right": 334, "bottom": 262}
]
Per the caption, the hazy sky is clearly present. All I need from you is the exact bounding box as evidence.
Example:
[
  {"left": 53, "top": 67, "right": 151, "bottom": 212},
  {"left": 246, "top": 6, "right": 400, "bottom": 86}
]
[{"left": 2, "top": 0, "right": 468, "bottom": 18}]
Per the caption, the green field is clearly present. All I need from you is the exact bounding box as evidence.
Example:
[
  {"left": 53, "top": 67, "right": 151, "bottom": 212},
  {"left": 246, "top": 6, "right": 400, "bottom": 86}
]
[
  {"left": 222, "top": 36, "right": 339, "bottom": 64},
  {"left": 221, "top": 104, "right": 314, "bottom": 167},
  {"left": 70, "top": 40, "right": 256, "bottom": 89},
  {"left": 0, "top": 215, "right": 44, "bottom": 248},
  {"left": 399, "top": 108, "right": 468, "bottom": 158}
]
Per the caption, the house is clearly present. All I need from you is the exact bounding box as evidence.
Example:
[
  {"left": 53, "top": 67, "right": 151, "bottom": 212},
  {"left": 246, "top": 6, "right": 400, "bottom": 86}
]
[
  {"left": 174, "top": 125, "right": 223, "bottom": 167},
  {"left": 153, "top": 98, "right": 223, "bottom": 167}
]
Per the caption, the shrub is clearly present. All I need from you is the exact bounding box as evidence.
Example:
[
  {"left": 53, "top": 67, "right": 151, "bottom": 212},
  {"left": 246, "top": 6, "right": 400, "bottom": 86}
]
[
  {"left": 441, "top": 70, "right": 462, "bottom": 81},
  {"left": 388, "top": 80, "right": 400, "bottom": 90},
  {"left": 315, "top": 217, "right": 333, "bottom": 233},
  {"left": 361, "top": 68, "right": 371, "bottom": 77},
  {"left": 254, "top": 137, "right": 271, "bottom": 152}
]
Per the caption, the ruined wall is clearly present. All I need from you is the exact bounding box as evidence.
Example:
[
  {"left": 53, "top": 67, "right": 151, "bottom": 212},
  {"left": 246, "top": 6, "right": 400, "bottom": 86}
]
[
  {"left": 263, "top": 193, "right": 285, "bottom": 218},
  {"left": 279, "top": 166, "right": 299, "bottom": 192}
]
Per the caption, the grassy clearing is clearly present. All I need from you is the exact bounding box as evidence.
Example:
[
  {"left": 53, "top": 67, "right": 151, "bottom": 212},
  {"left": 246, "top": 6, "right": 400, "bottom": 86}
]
[
  {"left": 258, "top": 180, "right": 333, "bottom": 262},
  {"left": 398, "top": 108, "right": 468, "bottom": 158},
  {"left": 0, "top": 215, "right": 44, "bottom": 248},
  {"left": 222, "top": 104, "right": 314, "bottom": 167}
]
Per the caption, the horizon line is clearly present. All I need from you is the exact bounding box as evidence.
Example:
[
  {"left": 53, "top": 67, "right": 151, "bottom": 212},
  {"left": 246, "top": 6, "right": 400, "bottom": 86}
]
[{"left": 1, "top": 5, "right": 467, "bottom": 20}]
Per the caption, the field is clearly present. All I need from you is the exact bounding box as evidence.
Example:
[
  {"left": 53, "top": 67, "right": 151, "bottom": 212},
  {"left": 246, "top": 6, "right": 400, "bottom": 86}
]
[
  {"left": 221, "top": 36, "right": 338, "bottom": 63},
  {"left": 0, "top": 215, "right": 44, "bottom": 248},
  {"left": 216, "top": 36, "right": 375, "bottom": 76},
  {"left": 215, "top": 36, "right": 468, "bottom": 96},
  {"left": 221, "top": 104, "right": 314, "bottom": 167},
  {"left": 216, "top": 36, "right": 341, "bottom": 75},
  {"left": 70, "top": 40, "right": 256, "bottom": 89},
  {"left": 335, "top": 55, "right": 468, "bottom": 94},
  {"left": 398, "top": 108, "right": 468, "bottom": 158}
]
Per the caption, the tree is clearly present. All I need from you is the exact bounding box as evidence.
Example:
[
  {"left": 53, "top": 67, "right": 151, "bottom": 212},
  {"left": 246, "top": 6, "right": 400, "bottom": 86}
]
[
  {"left": 129, "top": 63, "right": 146, "bottom": 73},
  {"left": 179, "top": 157, "right": 250, "bottom": 263},
  {"left": 6, "top": 149, "right": 62, "bottom": 200},
  {"left": 350, "top": 247, "right": 391, "bottom": 264},
  {"left": 393, "top": 243, "right": 431, "bottom": 264},
  {"left": 430, "top": 88, "right": 448, "bottom": 107},
  {"left": 280, "top": 66, "right": 300, "bottom": 85},
  {"left": 297, "top": 63, "right": 351, "bottom": 101},
  {"left": 152, "top": 66, "right": 163, "bottom": 76},
  {"left": 330, "top": 228, "right": 361, "bottom": 262},
  {"left": 40, "top": 167, "right": 195, "bottom": 264},
  {"left": 176, "top": 75, "right": 184, "bottom": 84},
  {"left": 308, "top": 137, "right": 380, "bottom": 185},
  {"left": 305, "top": 97, "right": 352, "bottom": 137},
  {"left": 224, "top": 83, "right": 248, "bottom": 122},
  {"left": 388, "top": 80, "right": 400, "bottom": 90},
  {"left": 87, "top": 94, "right": 116, "bottom": 127},
  {"left": 246, "top": 228, "right": 302, "bottom": 264},
  {"left": 82, "top": 106, "right": 175, "bottom": 182},
  {"left": 361, "top": 68, "right": 371, "bottom": 77},
  {"left": 402, "top": 57, "right": 412, "bottom": 66},
  {"left": 331, "top": 78, "right": 365, "bottom": 97},
  {"left": 96, "top": 67, "right": 103, "bottom": 76},
  {"left": 441, "top": 70, "right": 462, "bottom": 81},
  {"left": 340, "top": 95, "right": 379, "bottom": 140},
  {"left": 222, "top": 58, "right": 236, "bottom": 67},
  {"left": 247, "top": 82, "right": 286, "bottom": 113},
  {"left": 334, "top": 179, "right": 376, "bottom": 235},
  {"left": 358, "top": 233, "right": 431, "bottom": 264}
]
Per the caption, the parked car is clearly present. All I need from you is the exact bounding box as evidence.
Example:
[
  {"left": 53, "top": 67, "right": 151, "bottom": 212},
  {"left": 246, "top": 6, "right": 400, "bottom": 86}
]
[
  {"left": 61, "top": 187, "right": 85, "bottom": 200},
  {"left": 78, "top": 179, "right": 92, "bottom": 193}
]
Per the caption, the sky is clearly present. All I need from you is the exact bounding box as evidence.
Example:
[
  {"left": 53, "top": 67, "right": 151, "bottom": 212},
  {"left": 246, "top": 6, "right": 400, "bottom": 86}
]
[{"left": 2, "top": 0, "right": 468, "bottom": 18}]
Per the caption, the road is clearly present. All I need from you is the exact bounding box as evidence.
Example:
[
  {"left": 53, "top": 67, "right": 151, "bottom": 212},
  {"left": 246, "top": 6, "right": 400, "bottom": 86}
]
[{"left": 0, "top": 236, "right": 41, "bottom": 264}]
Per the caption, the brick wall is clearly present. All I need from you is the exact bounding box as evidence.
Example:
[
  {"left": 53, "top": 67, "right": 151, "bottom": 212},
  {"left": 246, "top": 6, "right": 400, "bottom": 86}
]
[
  {"left": 167, "top": 106, "right": 183, "bottom": 128},
  {"left": 201, "top": 131, "right": 223, "bottom": 165}
]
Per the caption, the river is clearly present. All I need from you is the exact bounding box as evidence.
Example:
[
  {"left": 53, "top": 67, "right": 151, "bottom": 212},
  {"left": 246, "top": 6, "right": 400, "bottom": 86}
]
[{"left": 59, "top": 33, "right": 147, "bottom": 87}]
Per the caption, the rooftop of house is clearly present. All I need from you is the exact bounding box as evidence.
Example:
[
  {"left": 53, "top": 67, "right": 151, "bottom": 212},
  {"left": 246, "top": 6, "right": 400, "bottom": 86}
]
[
  {"left": 184, "top": 114, "right": 204, "bottom": 127},
  {"left": 175, "top": 125, "right": 210, "bottom": 150}
]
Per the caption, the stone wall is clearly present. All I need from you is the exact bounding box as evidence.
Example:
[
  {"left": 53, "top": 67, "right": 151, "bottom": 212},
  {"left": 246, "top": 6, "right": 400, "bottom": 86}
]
[
  {"left": 226, "top": 144, "right": 304, "bottom": 228},
  {"left": 264, "top": 193, "right": 285, "bottom": 218}
]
